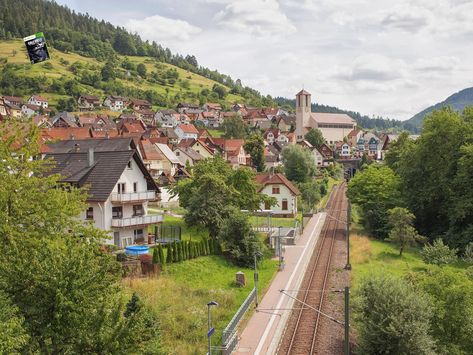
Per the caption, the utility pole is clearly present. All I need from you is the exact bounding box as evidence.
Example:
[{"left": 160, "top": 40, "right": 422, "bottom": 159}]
[
  {"left": 345, "top": 200, "right": 351, "bottom": 270},
  {"left": 344, "top": 287, "right": 350, "bottom": 355}
]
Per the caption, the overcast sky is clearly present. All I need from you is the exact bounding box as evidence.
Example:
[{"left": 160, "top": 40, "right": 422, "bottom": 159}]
[{"left": 57, "top": 0, "right": 473, "bottom": 120}]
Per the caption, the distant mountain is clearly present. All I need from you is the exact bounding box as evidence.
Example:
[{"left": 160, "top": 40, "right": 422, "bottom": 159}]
[
  {"left": 407, "top": 87, "right": 473, "bottom": 128},
  {"left": 274, "top": 97, "right": 413, "bottom": 133}
]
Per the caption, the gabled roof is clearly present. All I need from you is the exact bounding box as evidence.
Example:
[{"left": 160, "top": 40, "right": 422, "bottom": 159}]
[
  {"left": 79, "top": 94, "right": 100, "bottom": 102},
  {"left": 155, "top": 143, "right": 180, "bottom": 164},
  {"left": 296, "top": 89, "right": 311, "bottom": 96},
  {"left": 139, "top": 139, "right": 163, "bottom": 161},
  {"left": 30, "top": 95, "right": 48, "bottom": 102},
  {"left": 348, "top": 128, "right": 361, "bottom": 137},
  {"left": 175, "top": 146, "right": 204, "bottom": 161},
  {"left": 41, "top": 127, "right": 92, "bottom": 142},
  {"left": 44, "top": 150, "right": 159, "bottom": 202},
  {"left": 205, "top": 102, "right": 222, "bottom": 110},
  {"left": 177, "top": 124, "right": 199, "bottom": 134},
  {"left": 130, "top": 98, "right": 151, "bottom": 106},
  {"left": 312, "top": 113, "right": 356, "bottom": 125},
  {"left": 177, "top": 102, "right": 200, "bottom": 109},
  {"left": 44, "top": 137, "right": 135, "bottom": 154},
  {"left": 255, "top": 173, "right": 301, "bottom": 195}
]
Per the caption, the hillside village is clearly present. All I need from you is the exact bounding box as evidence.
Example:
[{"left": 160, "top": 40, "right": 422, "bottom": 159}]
[{"left": 0, "top": 88, "right": 407, "bottom": 248}]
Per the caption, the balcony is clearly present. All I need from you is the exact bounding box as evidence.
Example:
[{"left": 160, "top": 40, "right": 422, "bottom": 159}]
[
  {"left": 110, "top": 191, "right": 156, "bottom": 203},
  {"left": 111, "top": 214, "right": 163, "bottom": 228}
]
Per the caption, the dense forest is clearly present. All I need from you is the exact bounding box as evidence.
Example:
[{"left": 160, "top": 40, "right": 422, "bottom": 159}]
[
  {"left": 275, "top": 96, "right": 415, "bottom": 133},
  {"left": 0, "top": 0, "right": 271, "bottom": 106}
]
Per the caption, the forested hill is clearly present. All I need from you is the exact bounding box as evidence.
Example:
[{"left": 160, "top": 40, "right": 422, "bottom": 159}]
[
  {"left": 406, "top": 87, "right": 473, "bottom": 129},
  {"left": 0, "top": 0, "right": 271, "bottom": 106},
  {"left": 274, "top": 97, "right": 415, "bottom": 133}
]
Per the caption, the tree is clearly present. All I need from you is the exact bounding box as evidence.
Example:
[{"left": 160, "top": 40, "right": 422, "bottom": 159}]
[
  {"left": 281, "top": 145, "right": 316, "bottom": 184},
  {"left": 219, "top": 208, "right": 263, "bottom": 267},
  {"left": 387, "top": 207, "right": 425, "bottom": 256},
  {"left": 172, "top": 157, "right": 269, "bottom": 239},
  {"left": 0, "top": 123, "right": 164, "bottom": 352},
  {"left": 222, "top": 114, "right": 247, "bottom": 139},
  {"left": 136, "top": 63, "right": 147, "bottom": 78},
  {"left": 304, "top": 128, "right": 325, "bottom": 149},
  {"left": 298, "top": 180, "right": 321, "bottom": 211},
  {"left": 347, "top": 165, "right": 402, "bottom": 238},
  {"left": 244, "top": 133, "right": 265, "bottom": 172},
  {"left": 354, "top": 275, "right": 435, "bottom": 355},
  {"left": 152, "top": 247, "right": 160, "bottom": 264},
  {"left": 420, "top": 239, "right": 458, "bottom": 266},
  {"left": 212, "top": 84, "right": 226, "bottom": 99},
  {"left": 0, "top": 291, "right": 29, "bottom": 354},
  {"left": 414, "top": 268, "right": 473, "bottom": 353},
  {"left": 158, "top": 244, "right": 165, "bottom": 266},
  {"left": 384, "top": 131, "right": 415, "bottom": 174}
]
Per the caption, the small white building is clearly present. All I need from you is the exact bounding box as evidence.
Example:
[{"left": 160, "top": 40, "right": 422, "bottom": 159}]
[
  {"left": 256, "top": 172, "right": 301, "bottom": 217},
  {"left": 28, "top": 95, "right": 48, "bottom": 108},
  {"left": 44, "top": 141, "right": 162, "bottom": 248},
  {"left": 103, "top": 95, "right": 129, "bottom": 112},
  {"left": 175, "top": 123, "right": 199, "bottom": 141}
]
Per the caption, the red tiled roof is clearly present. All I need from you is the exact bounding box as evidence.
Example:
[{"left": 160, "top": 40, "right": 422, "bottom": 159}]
[
  {"left": 255, "top": 173, "right": 301, "bottom": 196},
  {"left": 41, "top": 127, "right": 92, "bottom": 142},
  {"left": 31, "top": 95, "right": 47, "bottom": 102},
  {"left": 178, "top": 124, "right": 199, "bottom": 134},
  {"left": 139, "top": 139, "right": 163, "bottom": 161}
]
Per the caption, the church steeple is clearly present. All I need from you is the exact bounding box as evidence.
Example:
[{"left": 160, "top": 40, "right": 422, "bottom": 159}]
[{"left": 295, "top": 89, "right": 311, "bottom": 141}]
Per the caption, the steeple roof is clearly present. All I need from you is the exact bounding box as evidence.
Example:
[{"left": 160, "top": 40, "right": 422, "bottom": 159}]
[{"left": 296, "top": 89, "right": 311, "bottom": 96}]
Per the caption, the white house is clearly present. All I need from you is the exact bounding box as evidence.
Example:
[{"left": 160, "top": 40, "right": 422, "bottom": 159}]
[
  {"left": 154, "top": 109, "right": 178, "bottom": 128},
  {"left": 341, "top": 143, "right": 351, "bottom": 157},
  {"left": 22, "top": 104, "right": 41, "bottom": 117},
  {"left": 28, "top": 95, "right": 48, "bottom": 108},
  {"left": 175, "top": 123, "right": 199, "bottom": 141},
  {"left": 44, "top": 139, "right": 162, "bottom": 248},
  {"left": 256, "top": 172, "right": 301, "bottom": 217},
  {"left": 312, "top": 147, "right": 324, "bottom": 166},
  {"left": 103, "top": 95, "right": 129, "bottom": 112}
]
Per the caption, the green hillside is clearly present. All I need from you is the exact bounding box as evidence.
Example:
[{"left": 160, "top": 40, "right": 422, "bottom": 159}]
[
  {"left": 406, "top": 87, "right": 473, "bottom": 129},
  {"left": 0, "top": 40, "right": 248, "bottom": 112}
]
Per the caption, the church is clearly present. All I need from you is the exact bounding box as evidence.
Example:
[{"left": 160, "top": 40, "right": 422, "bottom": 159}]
[{"left": 295, "top": 89, "right": 356, "bottom": 144}]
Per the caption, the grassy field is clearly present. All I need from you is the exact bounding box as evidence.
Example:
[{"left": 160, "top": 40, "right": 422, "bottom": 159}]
[
  {"left": 208, "top": 129, "right": 224, "bottom": 138},
  {"left": 350, "top": 223, "right": 469, "bottom": 287},
  {"left": 124, "top": 255, "right": 278, "bottom": 354},
  {"left": 0, "top": 40, "right": 247, "bottom": 108},
  {"left": 317, "top": 176, "right": 340, "bottom": 211}
]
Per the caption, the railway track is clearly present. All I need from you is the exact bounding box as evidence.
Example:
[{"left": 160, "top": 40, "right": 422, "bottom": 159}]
[{"left": 277, "top": 183, "right": 346, "bottom": 355}]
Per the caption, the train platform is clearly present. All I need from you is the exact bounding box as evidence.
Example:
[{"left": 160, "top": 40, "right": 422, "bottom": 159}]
[{"left": 234, "top": 212, "right": 327, "bottom": 355}]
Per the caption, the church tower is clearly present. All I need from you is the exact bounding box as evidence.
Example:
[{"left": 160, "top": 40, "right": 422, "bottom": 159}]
[{"left": 295, "top": 89, "right": 311, "bottom": 142}]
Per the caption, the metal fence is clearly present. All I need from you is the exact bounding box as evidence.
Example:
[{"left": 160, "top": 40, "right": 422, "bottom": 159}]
[{"left": 221, "top": 287, "right": 256, "bottom": 350}]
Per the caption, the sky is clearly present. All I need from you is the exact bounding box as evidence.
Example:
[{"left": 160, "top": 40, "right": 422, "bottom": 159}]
[{"left": 57, "top": 0, "right": 473, "bottom": 120}]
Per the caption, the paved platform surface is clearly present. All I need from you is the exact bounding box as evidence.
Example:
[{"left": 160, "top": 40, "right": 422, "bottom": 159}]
[{"left": 234, "top": 212, "right": 326, "bottom": 355}]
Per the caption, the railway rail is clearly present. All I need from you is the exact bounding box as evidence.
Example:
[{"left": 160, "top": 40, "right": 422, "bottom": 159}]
[{"left": 277, "top": 183, "right": 347, "bottom": 355}]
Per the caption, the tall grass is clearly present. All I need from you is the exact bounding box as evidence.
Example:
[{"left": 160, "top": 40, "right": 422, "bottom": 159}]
[{"left": 124, "top": 255, "right": 278, "bottom": 354}]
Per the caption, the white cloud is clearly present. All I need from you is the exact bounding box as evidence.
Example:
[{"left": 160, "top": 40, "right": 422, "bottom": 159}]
[
  {"left": 125, "top": 14, "right": 202, "bottom": 43},
  {"left": 213, "top": 0, "right": 296, "bottom": 36}
]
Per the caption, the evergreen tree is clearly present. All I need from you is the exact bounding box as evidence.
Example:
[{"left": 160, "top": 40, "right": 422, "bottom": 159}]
[
  {"left": 166, "top": 245, "right": 173, "bottom": 263},
  {"left": 158, "top": 244, "right": 165, "bottom": 266},
  {"left": 152, "top": 247, "right": 160, "bottom": 264}
]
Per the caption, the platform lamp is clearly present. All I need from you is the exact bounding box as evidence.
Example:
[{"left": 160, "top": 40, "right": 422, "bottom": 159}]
[{"left": 207, "top": 301, "right": 218, "bottom": 355}]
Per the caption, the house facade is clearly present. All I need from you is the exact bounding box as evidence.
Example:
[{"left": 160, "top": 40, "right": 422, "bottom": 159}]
[
  {"left": 78, "top": 95, "right": 101, "bottom": 111},
  {"left": 175, "top": 123, "right": 199, "bottom": 141},
  {"left": 28, "top": 95, "right": 48, "bottom": 108},
  {"left": 44, "top": 141, "right": 162, "bottom": 248},
  {"left": 103, "top": 96, "right": 129, "bottom": 111},
  {"left": 256, "top": 173, "right": 300, "bottom": 217}
]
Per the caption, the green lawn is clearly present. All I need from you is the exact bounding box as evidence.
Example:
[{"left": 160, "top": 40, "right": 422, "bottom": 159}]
[
  {"left": 249, "top": 213, "right": 301, "bottom": 229},
  {"left": 208, "top": 129, "right": 224, "bottom": 138},
  {"left": 124, "top": 255, "right": 278, "bottom": 354}
]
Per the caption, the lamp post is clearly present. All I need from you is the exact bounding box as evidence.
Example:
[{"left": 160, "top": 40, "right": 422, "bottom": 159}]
[
  {"left": 207, "top": 301, "right": 218, "bottom": 355},
  {"left": 254, "top": 251, "right": 263, "bottom": 307}
]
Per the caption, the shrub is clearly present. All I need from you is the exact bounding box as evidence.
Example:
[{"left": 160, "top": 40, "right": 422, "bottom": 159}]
[
  {"left": 152, "top": 248, "right": 160, "bottom": 265},
  {"left": 166, "top": 245, "right": 173, "bottom": 263},
  {"left": 177, "top": 242, "right": 183, "bottom": 262},
  {"left": 421, "top": 239, "right": 457, "bottom": 266},
  {"left": 117, "top": 253, "right": 127, "bottom": 262},
  {"left": 158, "top": 244, "right": 165, "bottom": 266},
  {"left": 173, "top": 242, "right": 179, "bottom": 262},
  {"left": 464, "top": 242, "right": 473, "bottom": 264},
  {"left": 354, "top": 275, "right": 435, "bottom": 354}
]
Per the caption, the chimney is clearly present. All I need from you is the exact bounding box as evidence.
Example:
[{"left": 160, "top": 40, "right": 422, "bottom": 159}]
[
  {"left": 88, "top": 148, "right": 94, "bottom": 167},
  {"left": 74, "top": 143, "right": 80, "bottom": 152}
]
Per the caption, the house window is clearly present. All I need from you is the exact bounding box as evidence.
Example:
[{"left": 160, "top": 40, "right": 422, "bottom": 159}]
[
  {"left": 133, "top": 204, "right": 144, "bottom": 217},
  {"left": 112, "top": 206, "right": 123, "bottom": 219},
  {"left": 282, "top": 199, "right": 288, "bottom": 210},
  {"left": 117, "top": 183, "right": 126, "bottom": 194},
  {"left": 133, "top": 182, "right": 137, "bottom": 193},
  {"left": 134, "top": 229, "right": 144, "bottom": 241},
  {"left": 176, "top": 151, "right": 180, "bottom": 156},
  {"left": 127, "top": 161, "right": 132, "bottom": 169},
  {"left": 272, "top": 187, "right": 280, "bottom": 194},
  {"left": 86, "top": 207, "right": 93, "bottom": 220}
]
